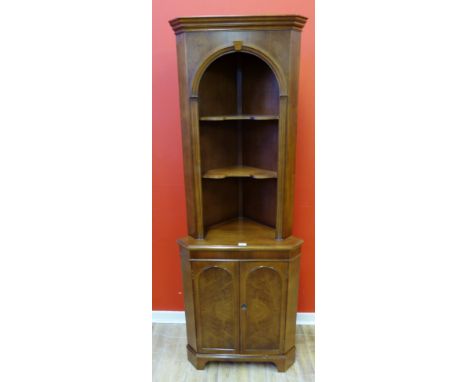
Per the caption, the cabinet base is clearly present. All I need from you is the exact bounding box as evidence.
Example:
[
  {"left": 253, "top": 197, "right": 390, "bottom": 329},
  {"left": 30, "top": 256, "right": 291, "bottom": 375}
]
[{"left": 187, "top": 345, "right": 296, "bottom": 372}]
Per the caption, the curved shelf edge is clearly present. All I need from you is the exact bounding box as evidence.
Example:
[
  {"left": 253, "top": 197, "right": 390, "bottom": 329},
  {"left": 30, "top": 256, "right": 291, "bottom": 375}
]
[
  {"left": 203, "top": 166, "right": 277, "bottom": 180},
  {"left": 200, "top": 115, "right": 279, "bottom": 122}
]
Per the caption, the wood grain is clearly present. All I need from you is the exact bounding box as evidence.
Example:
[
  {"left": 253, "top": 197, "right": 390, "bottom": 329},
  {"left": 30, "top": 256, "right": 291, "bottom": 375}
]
[
  {"left": 241, "top": 53, "right": 280, "bottom": 116},
  {"left": 240, "top": 262, "right": 288, "bottom": 354},
  {"left": 169, "top": 15, "right": 308, "bottom": 34},
  {"left": 242, "top": 120, "right": 279, "bottom": 172},
  {"left": 178, "top": 218, "right": 303, "bottom": 251},
  {"left": 200, "top": 115, "right": 279, "bottom": 121},
  {"left": 202, "top": 178, "right": 240, "bottom": 228},
  {"left": 199, "top": 121, "right": 238, "bottom": 174},
  {"left": 203, "top": 166, "right": 277, "bottom": 180},
  {"left": 243, "top": 178, "right": 277, "bottom": 228},
  {"left": 284, "top": 255, "right": 301, "bottom": 352},
  {"left": 192, "top": 262, "right": 240, "bottom": 353},
  {"left": 171, "top": 15, "right": 307, "bottom": 371},
  {"left": 180, "top": 249, "right": 197, "bottom": 351},
  {"left": 173, "top": 24, "right": 305, "bottom": 238},
  {"left": 198, "top": 53, "right": 237, "bottom": 117}
]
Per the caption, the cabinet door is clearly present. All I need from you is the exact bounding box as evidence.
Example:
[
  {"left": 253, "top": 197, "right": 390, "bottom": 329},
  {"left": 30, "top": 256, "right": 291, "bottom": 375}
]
[
  {"left": 191, "top": 261, "right": 240, "bottom": 353},
  {"left": 240, "top": 261, "right": 288, "bottom": 354}
]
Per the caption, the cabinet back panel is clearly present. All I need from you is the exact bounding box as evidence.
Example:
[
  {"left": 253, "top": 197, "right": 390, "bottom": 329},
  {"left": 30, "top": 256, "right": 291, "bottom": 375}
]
[
  {"left": 199, "top": 52, "right": 279, "bottom": 117},
  {"left": 202, "top": 179, "right": 240, "bottom": 229},
  {"left": 242, "top": 121, "right": 278, "bottom": 172},
  {"left": 200, "top": 121, "right": 239, "bottom": 173},
  {"left": 241, "top": 53, "right": 279, "bottom": 115},
  {"left": 243, "top": 178, "right": 277, "bottom": 228},
  {"left": 198, "top": 54, "right": 237, "bottom": 116}
]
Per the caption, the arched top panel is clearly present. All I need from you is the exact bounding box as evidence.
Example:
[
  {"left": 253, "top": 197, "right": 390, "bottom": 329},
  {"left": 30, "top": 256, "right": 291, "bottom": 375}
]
[
  {"left": 191, "top": 44, "right": 287, "bottom": 98},
  {"left": 197, "top": 49, "right": 280, "bottom": 117},
  {"left": 196, "top": 265, "right": 233, "bottom": 280},
  {"left": 246, "top": 266, "right": 283, "bottom": 281}
]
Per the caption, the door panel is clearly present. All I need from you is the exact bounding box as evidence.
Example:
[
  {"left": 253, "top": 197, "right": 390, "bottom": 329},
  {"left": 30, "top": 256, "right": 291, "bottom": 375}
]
[
  {"left": 240, "top": 262, "right": 288, "bottom": 354},
  {"left": 192, "top": 261, "right": 239, "bottom": 353}
]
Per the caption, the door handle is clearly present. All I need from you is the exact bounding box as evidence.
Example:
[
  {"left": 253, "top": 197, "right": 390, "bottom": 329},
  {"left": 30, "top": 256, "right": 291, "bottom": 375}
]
[{"left": 241, "top": 303, "right": 247, "bottom": 311}]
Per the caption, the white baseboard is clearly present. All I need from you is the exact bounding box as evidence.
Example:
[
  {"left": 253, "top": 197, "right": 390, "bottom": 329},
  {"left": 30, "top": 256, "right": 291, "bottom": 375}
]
[
  {"left": 152, "top": 311, "right": 315, "bottom": 325},
  {"left": 296, "top": 313, "right": 315, "bottom": 325},
  {"left": 152, "top": 310, "right": 186, "bottom": 324}
]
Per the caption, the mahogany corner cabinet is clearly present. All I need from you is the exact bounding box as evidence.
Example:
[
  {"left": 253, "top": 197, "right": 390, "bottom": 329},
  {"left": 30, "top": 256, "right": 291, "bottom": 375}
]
[{"left": 169, "top": 15, "right": 307, "bottom": 372}]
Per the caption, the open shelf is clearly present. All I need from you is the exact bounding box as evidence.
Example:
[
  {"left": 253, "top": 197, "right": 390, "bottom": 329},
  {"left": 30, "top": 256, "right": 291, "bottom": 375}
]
[
  {"left": 198, "top": 52, "right": 280, "bottom": 232},
  {"left": 203, "top": 166, "right": 277, "bottom": 179},
  {"left": 200, "top": 115, "right": 279, "bottom": 121},
  {"left": 178, "top": 218, "right": 303, "bottom": 250}
]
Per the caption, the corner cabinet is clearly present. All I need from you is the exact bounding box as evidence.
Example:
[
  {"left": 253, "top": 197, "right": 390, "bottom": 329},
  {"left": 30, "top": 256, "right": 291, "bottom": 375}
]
[{"left": 170, "top": 15, "right": 307, "bottom": 372}]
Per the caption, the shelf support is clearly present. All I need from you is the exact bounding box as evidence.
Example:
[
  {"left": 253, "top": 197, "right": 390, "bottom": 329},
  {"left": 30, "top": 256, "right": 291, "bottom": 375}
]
[
  {"left": 276, "top": 95, "right": 289, "bottom": 239},
  {"left": 189, "top": 97, "right": 205, "bottom": 238},
  {"left": 236, "top": 53, "right": 244, "bottom": 217}
]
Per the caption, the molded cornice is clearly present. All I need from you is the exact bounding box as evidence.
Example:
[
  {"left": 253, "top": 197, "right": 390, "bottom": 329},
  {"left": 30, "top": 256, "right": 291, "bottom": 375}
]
[{"left": 169, "top": 15, "right": 307, "bottom": 34}]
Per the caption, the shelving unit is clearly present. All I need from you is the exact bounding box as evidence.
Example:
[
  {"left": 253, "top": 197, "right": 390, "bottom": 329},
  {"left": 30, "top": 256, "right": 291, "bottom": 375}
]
[
  {"left": 197, "top": 47, "right": 280, "bottom": 232},
  {"left": 171, "top": 15, "right": 307, "bottom": 372}
]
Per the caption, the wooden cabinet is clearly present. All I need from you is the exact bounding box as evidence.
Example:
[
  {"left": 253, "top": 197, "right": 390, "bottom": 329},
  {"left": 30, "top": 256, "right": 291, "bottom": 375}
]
[
  {"left": 191, "top": 261, "right": 289, "bottom": 355},
  {"left": 171, "top": 15, "right": 307, "bottom": 372},
  {"left": 184, "top": 255, "right": 300, "bottom": 372}
]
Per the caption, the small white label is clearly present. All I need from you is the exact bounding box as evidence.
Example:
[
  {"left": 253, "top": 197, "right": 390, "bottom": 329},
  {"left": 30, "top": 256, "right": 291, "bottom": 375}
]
[{"left": 237, "top": 242, "right": 247, "bottom": 247}]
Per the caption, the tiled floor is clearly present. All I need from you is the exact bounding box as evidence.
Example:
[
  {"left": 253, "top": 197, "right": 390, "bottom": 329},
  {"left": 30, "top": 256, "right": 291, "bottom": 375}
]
[{"left": 152, "top": 323, "right": 315, "bottom": 382}]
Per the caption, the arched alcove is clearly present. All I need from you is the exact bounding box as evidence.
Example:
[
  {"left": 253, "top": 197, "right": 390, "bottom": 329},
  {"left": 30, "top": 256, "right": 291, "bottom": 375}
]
[
  {"left": 198, "top": 52, "right": 280, "bottom": 231},
  {"left": 198, "top": 52, "right": 279, "bottom": 116}
]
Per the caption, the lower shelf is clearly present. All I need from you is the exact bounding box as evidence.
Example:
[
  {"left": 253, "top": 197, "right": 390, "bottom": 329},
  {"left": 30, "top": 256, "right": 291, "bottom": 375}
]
[
  {"left": 177, "top": 217, "right": 303, "bottom": 251},
  {"left": 187, "top": 345, "right": 296, "bottom": 372}
]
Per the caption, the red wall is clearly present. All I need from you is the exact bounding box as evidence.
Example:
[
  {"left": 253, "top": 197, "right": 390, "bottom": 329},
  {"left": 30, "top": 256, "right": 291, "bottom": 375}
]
[{"left": 153, "top": 0, "right": 314, "bottom": 312}]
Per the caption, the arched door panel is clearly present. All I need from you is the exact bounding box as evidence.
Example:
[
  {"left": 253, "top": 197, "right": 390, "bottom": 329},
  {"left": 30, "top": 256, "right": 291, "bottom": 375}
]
[
  {"left": 192, "top": 261, "right": 240, "bottom": 353},
  {"left": 240, "top": 262, "right": 288, "bottom": 354}
]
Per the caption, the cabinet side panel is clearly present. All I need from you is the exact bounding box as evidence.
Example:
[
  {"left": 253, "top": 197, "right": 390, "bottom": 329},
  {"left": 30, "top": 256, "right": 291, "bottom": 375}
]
[
  {"left": 180, "top": 249, "right": 197, "bottom": 350},
  {"left": 281, "top": 30, "right": 303, "bottom": 237},
  {"left": 284, "top": 254, "right": 301, "bottom": 351},
  {"left": 175, "top": 34, "right": 199, "bottom": 237}
]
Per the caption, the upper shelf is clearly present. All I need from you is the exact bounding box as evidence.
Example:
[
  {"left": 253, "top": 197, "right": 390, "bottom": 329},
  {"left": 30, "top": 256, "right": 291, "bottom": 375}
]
[
  {"left": 203, "top": 166, "right": 277, "bottom": 180},
  {"left": 200, "top": 115, "right": 279, "bottom": 122}
]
